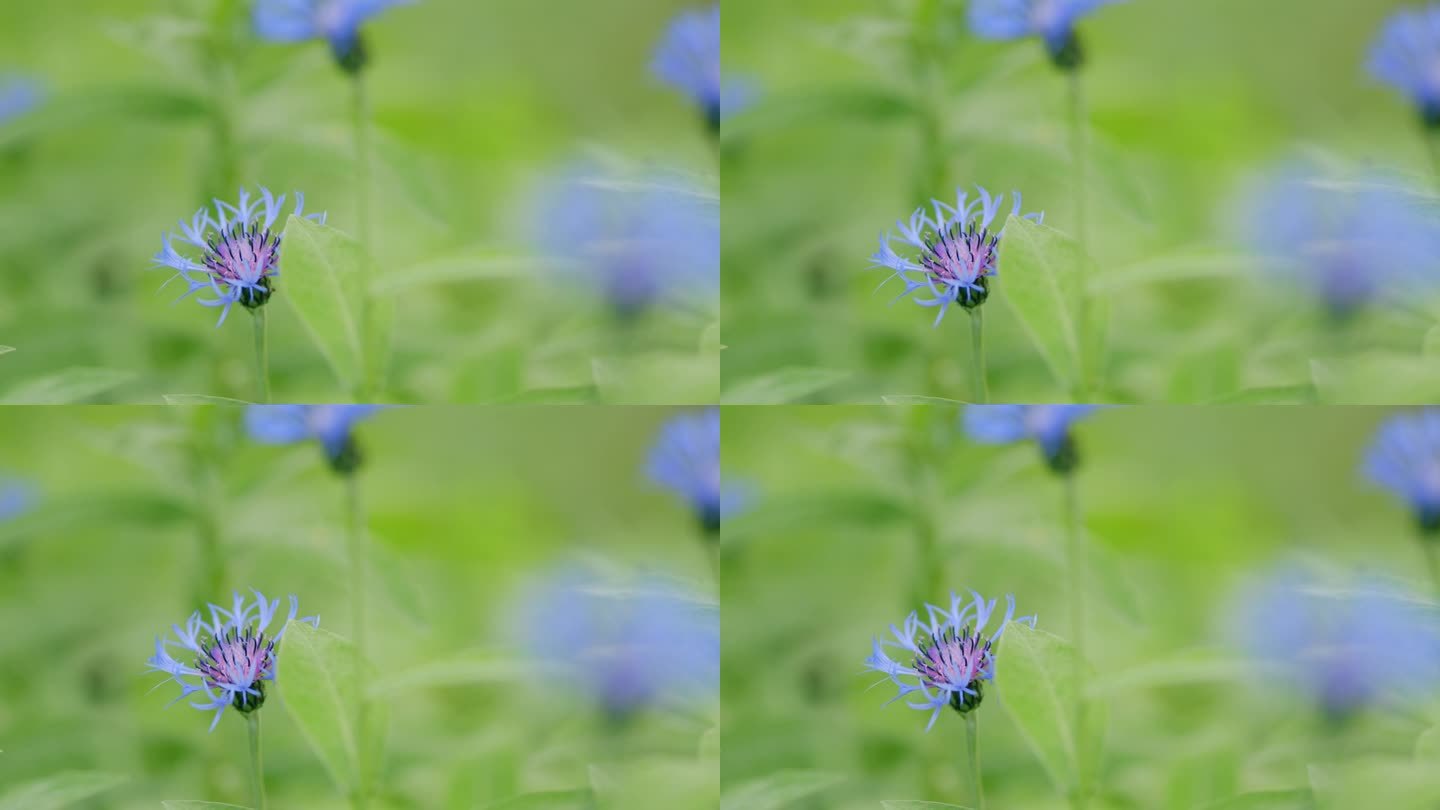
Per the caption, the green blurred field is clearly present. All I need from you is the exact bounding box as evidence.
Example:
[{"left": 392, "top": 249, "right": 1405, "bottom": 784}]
[
  {"left": 0, "top": 0, "right": 717, "bottom": 404},
  {"left": 721, "top": 405, "right": 1440, "bottom": 809},
  {"left": 0, "top": 406, "right": 717, "bottom": 808},
  {"left": 720, "top": 0, "right": 1440, "bottom": 404}
]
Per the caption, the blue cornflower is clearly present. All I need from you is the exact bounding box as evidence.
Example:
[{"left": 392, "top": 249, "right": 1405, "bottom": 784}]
[
  {"left": 154, "top": 187, "right": 325, "bottom": 327},
  {"left": 965, "top": 405, "right": 1099, "bottom": 474},
  {"left": 1365, "top": 409, "right": 1440, "bottom": 532},
  {"left": 147, "top": 590, "right": 319, "bottom": 731},
  {"left": 0, "top": 75, "right": 42, "bottom": 126},
  {"left": 254, "top": 0, "right": 412, "bottom": 69},
  {"left": 1238, "top": 161, "right": 1440, "bottom": 318},
  {"left": 1369, "top": 4, "right": 1440, "bottom": 125},
  {"left": 970, "top": 0, "right": 1121, "bottom": 68},
  {"left": 515, "top": 565, "right": 719, "bottom": 719},
  {"left": 532, "top": 161, "right": 718, "bottom": 319},
  {"left": 865, "top": 590, "right": 1036, "bottom": 731},
  {"left": 652, "top": 5, "right": 723, "bottom": 130},
  {"left": 1233, "top": 566, "right": 1440, "bottom": 719},
  {"left": 246, "top": 404, "right": 383, "bottom": 474},
  {"left": 648, "top": 408, "right": 747, "bottom": 533},
  {"left": 0, "top": 479, "right": 34, "bottom": 521},
  {"left": 872, "top": 187, "right": 1043, "bottom": 327}
]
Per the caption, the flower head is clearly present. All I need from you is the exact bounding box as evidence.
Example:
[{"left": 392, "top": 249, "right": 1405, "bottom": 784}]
[
  {"left": 246, "top": 405, "right": 383, "bottom": 475},
  {"left": 965, "top": 405, "right": 1099, "bottom": 474},
  {"left": 1369, "top": 4, "right": 1440, "bottom": 126},
  {"left": 652, "top": 5, "right": 723, "bottom": 130},
  {"left": 146, "top": 590, "right": 318, "bottom": 731},
  {"left": 1233, "top": 566, "right": 1440, "bottom": 719},
  {"left": 1365, "top": 409, "right": 1440, "bottom": 532},
  {"left": 970, "top": 0, "right": 1121, "bottom": 67},
  {"left": 0, "top": 75, "right": 42, "bottom": 126},
  {"left": 648, "top": 408, "right": 729, "bottom": 533},
  {"left": 865, "top": 591, "right": 1035, "bottom": 730},
  {"left": 872, "top": 187, "right": 1042, "bottom": 326},
  {"left": 154, "top": 187, "right": 325, "bottom": 327},
  {"left": 0, "top": 479, "right": 35, "bottom": 522},
  {"left": 1238, "top": 161, "right": 1440, "bottom": 318},
  {"left": 532, "top": 161, "right": 718, "bottom": 319},
  {"left": 515, "top": 565, "right": 719, "bottom": 719},
  {"left": 254, "top": 0, "right": 412, "bottom": 69}
]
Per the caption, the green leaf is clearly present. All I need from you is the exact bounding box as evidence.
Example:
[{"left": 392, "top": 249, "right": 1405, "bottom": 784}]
[
  {"left": 996, "top": 623, "right": 1103, "bottom": 796},
  {"left": 720, "top": 771, "right": 844, "bottom": 810},
  {"left": 160, "top": 803, "right": 252, "bottom": 809},
  {"left": 277, "top": 620, "right": 381, "bottom": 793},
  {"left": 372, "top": 251, "right": 548, "bottom": 293},
  {"left": 591, "top": 354, "right": 718, "bottom": 404},
  {"left": 1194, "top": 789, "right": 1312, "bottom": 809},
  {"left": 161, "top": 395, "right": 252, "bottom": 405},
  {"left": 1205, "top": 385, "right": 1316, "bottom": 404},
  {"left": 880, "top": 802, "right": 973, "bottom": 809},
  {"left": 367, "top": 649, "right": 534, "bottom": 698},
  {"left": 0, "top": 346, "right": 13, "bottom": 356},
  {"left": 997, "top": 217, "right": 1091, "bottom": 393},
  {"left": 0, "top": 772, "right": 126, "bottom": 810},
  {"left": 1310, "top": 353, "right": 1440, "bottom": 403},
  {"left": 478, "top": 789, "right": 595, "bottom": 810},
  {"left": 721, "top": 368, "right": 850, "bottom": 404},
  {"left": 1, "top": 368, "right": 136, "bottom": 404},
  {"left": 721, "top": 85, "right": 918, "bottom": 141},
  {"left": 879, "top": 395, "right": 969, "bottom": 405},
  {"left": 278, "top": 215, "right": 377, "bottom": 395}
]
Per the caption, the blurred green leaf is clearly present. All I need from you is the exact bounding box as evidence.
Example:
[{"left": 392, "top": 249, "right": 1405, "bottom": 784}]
[
  {"left": 1205, "top": 385, "right": 1316, "bottom": 405},
  {"left": 721, "top": 368, "right": 851, "bottom": 404},
  {"left": 997, "top": 218, "right": 1090, "bottom": 394},
  {"left": 373, "top": 251, "right": 547, "bottom": 293},
  {"left": 161, "top": 395, "right": 251, "bottom": 405},
  {"left": 0, "top": 368, "right": 136, "bottom": 404},
  {"left": 368, "top": 650, "right": 534, "bottom": 698},
  {"left": 592, "top": 353, "right": 717, "bottom": 405},
  {"left": 0, "top": 771, "right": 126, "bottom": 810},
  {"left": 479, "top": 790, "right": 595, "bottom": 809},
  {"left": 880, "top": 395, "right": 969, "bottom": 405},
  {"left": 160, "top": 803, "right": 252, "bottom": 809},
  {"left": 1088, "top": 650, "right": 1253, "bottom": 699},
  {"left": 1194, "top": 789, "right": 1312, "bottom": 809},
  {"left": 720, "top": 771, "right": 844, "bottom": 810},
  {"left": 0, "top": 85, "right": 210, "bottom": 149},
  {"left": 1311, "top": 757, "right": 1440, "bottom": 809},
  {"left": 0, "top": 346, "right": 13, "bottom": 356},
  {"left": 278, "top": 215, "right": 378, "bottom": 396},
  {"left": 996, "top": 623, "right": 1102, "bottom": 796},
  {"left": 880, "top": 803, "right": 972, "bottom": 810},
  {"left": 1310, "top": 354, "right": 1440, "bottom": 403},
  {"left": 277, "top": 621, "right": 364, "bottom": 793},
  {"left": 722, "top": 86, "right": 918, "bottom": 142}
]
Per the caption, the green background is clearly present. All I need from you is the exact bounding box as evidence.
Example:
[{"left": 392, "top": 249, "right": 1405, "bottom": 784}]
[{"left": 0, "top": 406, "right": 718, "bottom": 808}]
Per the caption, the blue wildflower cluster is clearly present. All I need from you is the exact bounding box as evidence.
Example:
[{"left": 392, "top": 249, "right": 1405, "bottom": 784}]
[
  {"left": 872, "top": 188, "right": 1043, "bottom": 326},
  {"left": 970, "top": 0, "right": 1122, "bottom": 69},
  {"left": 147, "top": 590, "right": 319, "bottom": 731},
  {"left": 515, "top": 564, "right": 719, "bottom": 720},
  {"left": 0, "top": 75, "right": 42, "bottom": 127},
  {"left": 865, "top": 591, "right": 1036, "bottom": 730},
  {"left": 254, "top": 0, "right": 414, "bottom": 71},
  {"left": 246, "top": 404, "right": 383, "bottom": 475},
  {"left": 647, "top": 408, "right": 727, "bottom": 533},
  {"left": 965, "top": 405, "right": 1099, "bottom": 474},
  {"left": 652, "top": 5, "right": 723, "bottom": 130},
  {"left": 1370, "top": 4, "right": 1440, "bottom": 126},
  {"left": 154, "top": 188, "right": 325, "bottom": 327},
  {"left": 1366, "top": 409, "right": 1440, "bottom": 532}
]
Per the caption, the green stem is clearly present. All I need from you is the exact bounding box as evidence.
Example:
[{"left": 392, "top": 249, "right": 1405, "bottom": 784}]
[
  {"left": 246, "top": 712, "right": 267, "bottom": 810},
  {"left": 1063, "top": 473, "right": 1088, "bottom": 810},
  {"left": 1420, "top": 535, "right": 1440, "bottom": 597},
  {"left": 1066, "top": 71, "right": 1091, "bottom": 400},
  {"left": 964, "top": 712, "right": 985, "bottom": 810},
  {"left": 345, "top": 474, "right": 370, "bottom": 810},
  {"left": 968, "top": 309, "right": 988, "bottom": 404},
  {"left": 351, "top": 73, "right": 375, "bottom": 402},
  {"left": 251, "top": 307, "right": 270, "bottom": 404},
  {"left": 1425, "top": 126, "right": 1440, "bottom": 189}
]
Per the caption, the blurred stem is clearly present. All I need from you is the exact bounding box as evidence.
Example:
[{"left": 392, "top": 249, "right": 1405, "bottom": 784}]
[
  {"left": 1063, "top": 472, "right": 1089, "bottom": 810},
  {"left": 345, "top": 474, "right": 370, "bottom": 810},
  {"left": 1420, "top": 536, "right": 1440, "bottom": 596},
  {"left": 1425, "top": 127, "right": 1440, "bottom": 188},
  {"left": 1066, "top": 71, "right": 1091, "bottom": 400},
  {"left": 964, "top": 712, "right": 985, "bottom": 810},
  {"left": 351, "top": 73, "right": 375, "bottom": 401},
  {"left": 251, "top": 308, "right": 270, "bottom": 404},
  {"left": 246, "top": 712, "right": 267, "bottom": 810},
  {"left": 908, "top": 0, "right": 945, "bottom": 204},
  {"left": 968, "top": 309, "right": 988, "bottom": 404}
]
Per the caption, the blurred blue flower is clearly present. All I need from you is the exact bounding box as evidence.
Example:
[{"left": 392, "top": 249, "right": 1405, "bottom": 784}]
[
  {"left": 872, "top": 187, "right": 1042, "bottom": 326},
  {"left": 652, "top": 4, "right": 722, "bottom": 130},
  {"left": 970, "top": 0, "right": 1121, "bottom": 66},
  {"left": 965, "top": 405, "right": 1099, "bottom": 473},
  {"left": 1369, "top": 5, "right": 1440, "bottom": 124},
  {"left": 246, "top": 404, "right": 383, "bottom": 474},
  {"left": 254, "top": 0, "right": 412, "bottom": 66},
  {"left": 865, "top": 590, "right": 1036, "bottom": 730},
  {"left": 154, "top": 187, "right": 325, "bottom": 327},
  {"left": 532, "top": 160, "right": 718, "bottom": 319},
  {"left": 1238, "top": 161, "right": 1440, "bottom": 318},
  {"left": 1233, "top": 566, "right": 1440, "bottom": 718},
  {"left": 0, "top": 479, "right": 35, "bottom": 521},
  {"left": 648, "top": 408, "right": 747, "bottom": 533},
  {"left": 516, "top": 565, "right": 718, "bottom": 719},
  {"left": 147, "top": 589, "right": 318, "bottom": 731},
  {"left": 1366, "top": 409, "right": 1440, "bottom": 531},
  {"left": 0, "top": 75, "right": 42, "bottom": 126}
]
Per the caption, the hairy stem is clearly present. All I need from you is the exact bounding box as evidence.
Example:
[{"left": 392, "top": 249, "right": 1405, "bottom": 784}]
[
  {"left": 969, "top": 309, "right": 989, "bottom": 404},
  {"left": 246, "top": 712, "right": 267, "bottom": 810},
  {"left": 965, "top": 712, "right": 985, "bottom": 810},
  {"left": 1064, "top": 473, "right": 1089, "bottom": 810},
  {"left": 251, "top": 307, "right": 270, "bottom": 404},
  {"left": 345, "top": 474, "right": 370, "bottom": 810}
]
